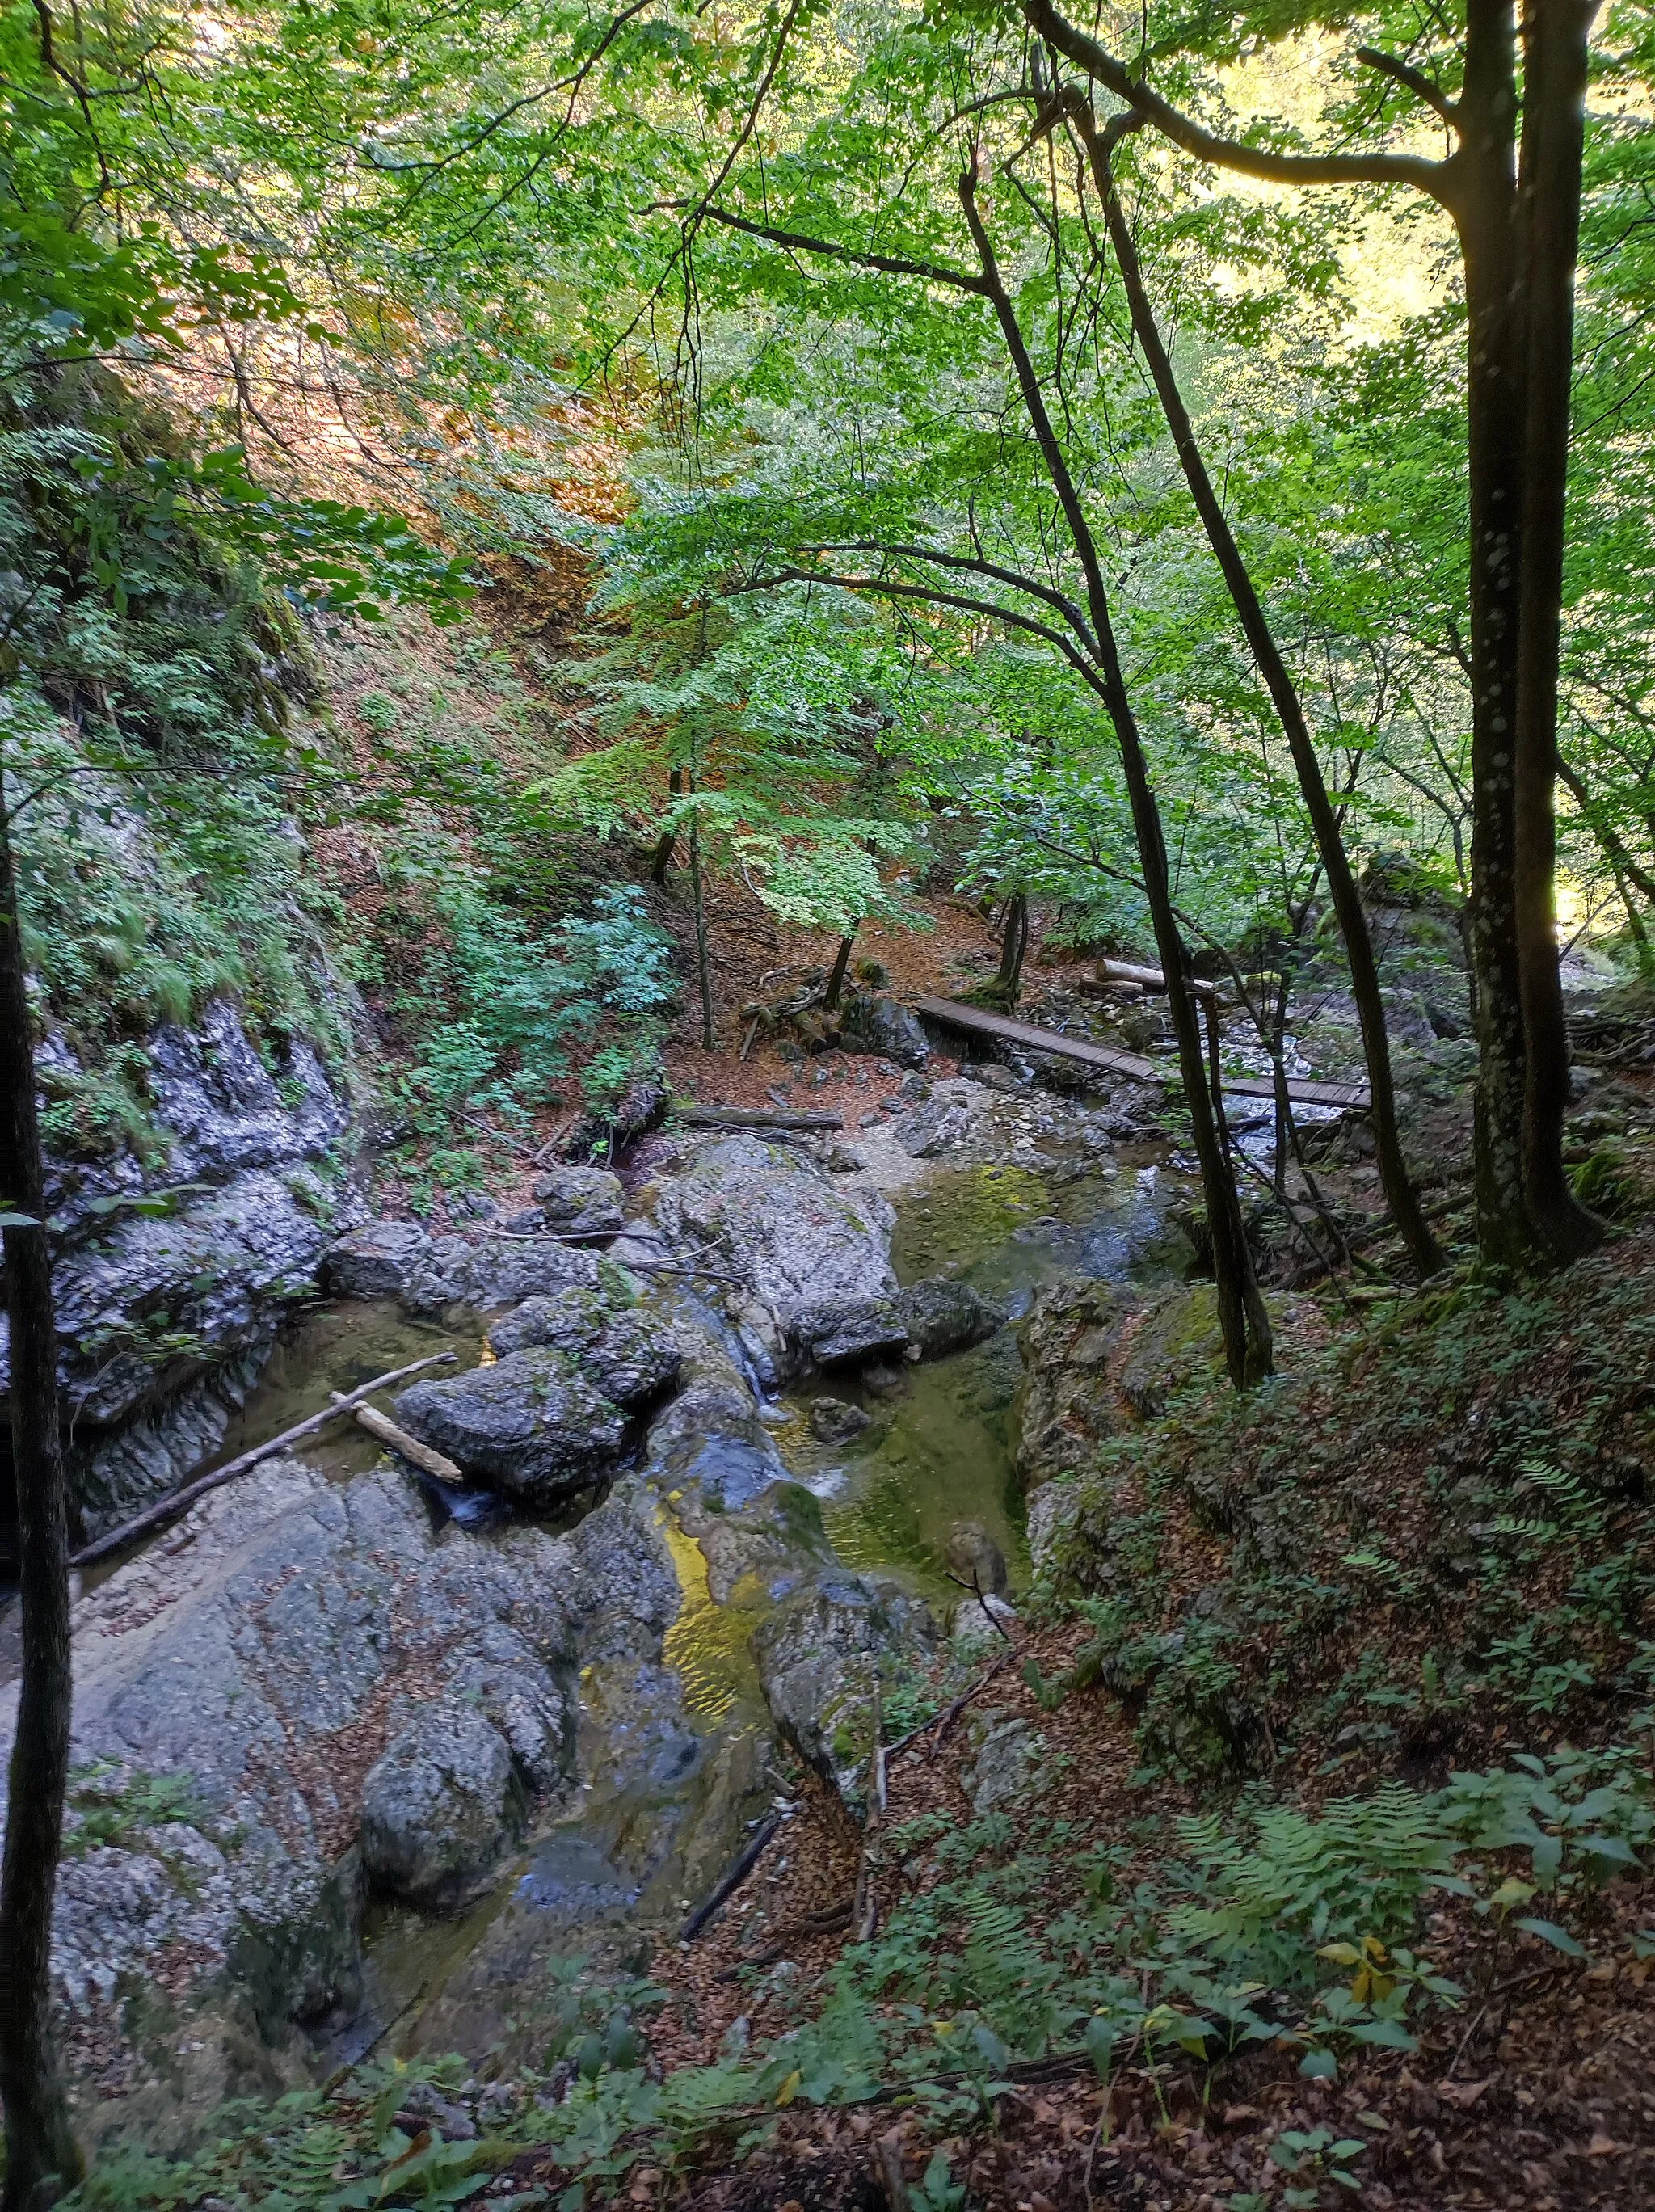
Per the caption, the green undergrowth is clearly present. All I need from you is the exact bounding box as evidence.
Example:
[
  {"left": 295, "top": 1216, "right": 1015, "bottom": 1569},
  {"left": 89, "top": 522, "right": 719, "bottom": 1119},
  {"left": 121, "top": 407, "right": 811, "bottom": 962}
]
[
  {"left": 4, "top": 377, "right": 353, "bottom": 1154},
  {"left": 1035, "top": 1225, "right": 1655, "bottom": 1789},
  {"left": 60, "top": 1738, "right": 1655, "bottom": 2211},
  {"left": 331, "top": 662, "right": 679, "bottom": 1199}
]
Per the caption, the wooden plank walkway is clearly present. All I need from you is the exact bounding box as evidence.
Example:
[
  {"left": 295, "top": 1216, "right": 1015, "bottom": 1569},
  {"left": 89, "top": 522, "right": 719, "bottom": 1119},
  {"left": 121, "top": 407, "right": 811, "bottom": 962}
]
[{"left": 912, "top": 996, "right": 1370, "bottom": 1110}]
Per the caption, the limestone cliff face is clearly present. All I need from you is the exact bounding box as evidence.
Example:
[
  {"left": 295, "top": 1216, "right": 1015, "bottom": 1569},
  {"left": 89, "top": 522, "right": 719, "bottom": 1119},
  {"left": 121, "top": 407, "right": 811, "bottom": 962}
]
[{"left": 11, "top": 997, "right": 364, "bottom": 1540}]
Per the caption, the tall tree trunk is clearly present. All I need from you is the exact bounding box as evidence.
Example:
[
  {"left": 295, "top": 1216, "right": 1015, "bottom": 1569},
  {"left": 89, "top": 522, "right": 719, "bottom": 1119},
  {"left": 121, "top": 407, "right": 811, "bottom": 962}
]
[
  {"left": 959, "top": 164, "right": 1270, "bottom": 1384},
  {"left": 687, "top": 785, "right": 714, "bottom": 1051},
  {"left": 650, "top": 766, "right": 684, "bottom": 885},
  {"left": 1077, "top": 104, "right": 1442, "bottom": 1279},
  {"left": 997, "top": 891, "right": 1029, "bottom": 1003},
  {"left": 0, "top": 796, "right": 81, "bottom": 2212},
  {"left": 1513, "top": 0, "right": 1603, "bottom": 1258},
  {"left": 823, "top": 930, "right": 855, "bottom": 1009},
  {"left": 1455, "top": 0, "right": 1535, "bottom": 1266}
]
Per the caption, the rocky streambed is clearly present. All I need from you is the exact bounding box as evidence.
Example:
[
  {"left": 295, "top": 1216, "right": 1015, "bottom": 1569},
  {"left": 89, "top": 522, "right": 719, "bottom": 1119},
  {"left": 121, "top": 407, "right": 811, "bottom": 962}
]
[{"left": 2, "top": 1058, "right": 1236, "bottom": 2153}]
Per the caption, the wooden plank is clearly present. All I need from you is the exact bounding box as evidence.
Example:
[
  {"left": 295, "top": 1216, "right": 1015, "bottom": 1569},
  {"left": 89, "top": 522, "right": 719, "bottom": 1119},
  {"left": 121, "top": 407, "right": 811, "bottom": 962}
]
[{"left": 912, "top": 996, "right": 1368, "bottom": 1110}]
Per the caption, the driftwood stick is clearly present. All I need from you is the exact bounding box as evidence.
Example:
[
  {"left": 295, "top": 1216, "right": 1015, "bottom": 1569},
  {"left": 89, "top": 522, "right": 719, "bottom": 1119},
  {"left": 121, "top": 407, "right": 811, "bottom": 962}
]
[
  {"left": 886, "top": 1652, "right": 1011, "bottom": 1765},
  {"left": 332, "top": 1396, "right": 465, "bottom": 1487},
  {"left": 679, "top": 1106, "right": 844, "bottom": 1131},
  {"left": 69, "top": 1351, "right": 458, "bottom": 1568},
  {"left": 680, "top": 1809, "right": 785, "bottom": 1941}
]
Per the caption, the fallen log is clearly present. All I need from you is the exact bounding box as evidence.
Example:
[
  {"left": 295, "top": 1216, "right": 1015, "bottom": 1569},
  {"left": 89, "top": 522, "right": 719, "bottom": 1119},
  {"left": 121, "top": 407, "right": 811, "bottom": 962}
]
[
  {"left": 678, "top": 1106, "right": 843, "bottom": 1131},
  {"left": 1096, "top": 958, "right": 1219, "bottom": 999},
  {"left": 69, "top": 1350, "right": 458, "bottom": 1568},
  {"left": 332, "top": 1394, "right": 465, "bottom": 1486},
  {"left": 680, "top": 1808, "right": 785, "bottom": 1941}
]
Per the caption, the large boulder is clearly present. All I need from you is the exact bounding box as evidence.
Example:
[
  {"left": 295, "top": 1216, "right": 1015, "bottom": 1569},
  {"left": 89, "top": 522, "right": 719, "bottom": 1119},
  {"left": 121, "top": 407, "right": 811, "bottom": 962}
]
[
  {"left": 1016, "top": 1276, "right": 1131, "bottom": 1489},
  {"left": 1114, "top": 1284, "right": 1225, "bottom": 1418},
  {"left": 322, "top": 1218, "right": 432, "bottom": 1300},
  {"left": 400, "top": 1233, "right": 608, "bottom": 1317},
  {"left": 360, "top": 1702, "right": 521, "bottom": 1911},
  {"left": 533, "top": 1166, "right": 625, "bottom": 1237},
  {"left": 838, "top": 992, "right": 930, "bottom": 1070},
  {"left": 897, "top": 1278, "right": 1006, "bottom": 1360},
  {"left": 752, "top": 1572, "right": 934, "bottom": 1810},
  {"left": 394, "top": 1349, "right": 630, "bottom": 1505},
  {"left": 486, "top": 1286, "right": 681, "bottom": 1406},
  {"left": 616, "top": 1136, "right": 896, "bottom": 1369},
  {"left": 791, "top": 1294, "right": 909, "bottom": 1368}
]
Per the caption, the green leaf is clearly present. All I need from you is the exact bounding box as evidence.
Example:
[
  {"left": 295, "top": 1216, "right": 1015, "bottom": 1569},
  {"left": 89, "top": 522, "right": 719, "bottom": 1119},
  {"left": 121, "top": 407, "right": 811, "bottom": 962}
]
[
  {"left": 1514, "top": 1918, "right": 1586, "bottom": 1957},
  {"left": 1298, "top": 2048, "right": 1338, "bottom": 2079}
]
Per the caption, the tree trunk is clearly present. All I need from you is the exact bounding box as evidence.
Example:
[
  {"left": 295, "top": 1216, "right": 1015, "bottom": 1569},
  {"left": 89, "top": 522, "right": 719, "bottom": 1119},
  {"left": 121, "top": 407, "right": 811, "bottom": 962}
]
[
  {"left": 823, "top": 931, "right": 855, "bottom": 1009},
  {"left": 0, "top": 795, "right": 81, "bottom": 2212},
  {"left": 1455, "top": 0, "right": 1535, "bottom": 1267},
  {"left": 997, "top": 891, "right": 1029, "bottom": 1003},
  {"left": 687, "top": 786, "right": 714, "bottom": 1051},
  {"left": 958, "top": 164, "right": 1270, "bottom": 1384},
  {"left": 650, "top": 766, "right": 684, "bottom": 884},
  {"left": 1079, "top": 106, "right": 1442, "bottom": 1279},
  {"left": 1513, "top": 0, "right": 1603, "bottom": 1258}
]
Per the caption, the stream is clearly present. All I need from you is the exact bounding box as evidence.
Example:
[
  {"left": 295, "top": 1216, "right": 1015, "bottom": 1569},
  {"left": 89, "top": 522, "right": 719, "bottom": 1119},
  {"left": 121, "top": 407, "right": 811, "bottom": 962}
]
[{"left": 196, "top": 1141, "right": 1190, "bottom": 2064}]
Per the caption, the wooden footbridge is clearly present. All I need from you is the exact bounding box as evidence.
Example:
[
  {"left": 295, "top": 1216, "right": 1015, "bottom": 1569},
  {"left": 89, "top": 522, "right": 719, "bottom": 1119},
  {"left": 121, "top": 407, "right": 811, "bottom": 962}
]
[{"left": 912, "top": 996, "right": 1370, "bottom": 1111}]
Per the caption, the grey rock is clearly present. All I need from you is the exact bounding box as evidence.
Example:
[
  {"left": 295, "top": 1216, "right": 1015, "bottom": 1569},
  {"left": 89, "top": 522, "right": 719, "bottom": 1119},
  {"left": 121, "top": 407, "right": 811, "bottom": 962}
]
[
  {"left": 899, "top": 1098, "right": 972, "bottom": 1158},
  {"left": 825, "top": 1145, "right": 866, "bottom": 1173},
  {"left": 898, "top": 1073, "right": 931, "bottom": 1102},
  {"left": 945, "top": 1519, "right": 1009, "bottom": 1597},
  {"left": 360, "top": 1701, "right": 520, "bottom": 1910},
  {"left": 792, "top": 1295, "right": 909, "bottom": 1368},
  {"left": 35, "top": 995, "right": 360, "bottom": 1540},
  {"left": 808, "top": 1397, "right": 873, "bottom": 1445},
  {"left": 401, "top": 1233, "right": 603, "bottom": 1317},
  {"left": 752, "top": 1572, "right": 934, "bottom": 1808},
  {"left": 0, "top": 1454, "right": 579, "bottom": 2070},
  {"left": 394, "top": 1349, "right": 629, "bottom": 1505},
  {"left": 897, "top": 1279, "right": 1005, "bottom": 1360},
  {"left": 837, "top": 992, "right": 930, "bottom": 1070},
  {"left": 322, "top": 1218, "right": 433, "bottom": 1300},
  {"left": 1016, "top": 1276, "right": 1131, "bottom": 1490},
  {"left": 962, "top": 1708, "right": 1041, "bottom": 1818},
  {"left": 618, "top": 1137, "right": 895, "bottom": 1363},
  {"left": 501, "top": 1205, "right": 545, "bottom": 1234},
  {"left": 486, "top": 1287, "right": 679, "bottom": 1406},
  {"left": 533, "top": 1166, "right": 625, "bottom": 1237}
]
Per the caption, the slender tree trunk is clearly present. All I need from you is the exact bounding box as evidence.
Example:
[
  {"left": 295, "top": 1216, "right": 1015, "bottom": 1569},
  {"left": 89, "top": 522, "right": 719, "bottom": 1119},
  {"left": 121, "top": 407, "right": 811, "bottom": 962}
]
[
  {"left": 1077, "top": 104, "right": 1442, "bottom": 1279},
  {"left": 650, "top": 766, "right": 684, "bottom": 885},
  {"left": 997, "top": 891, "right": 1029, "bottom": 1003},
  {"left": 959, "top": 163, "right": 1270, "bottom": 1383},
  {"left": 1455, "top": 0, "right": 1535, "bottom": 1267},
  {"left": 0, "top": 795, "right": 81, "bottom": 2212},
  {"left": 687, "top": 786, "right": 714, "bottom": 1051},
  {"left": 823, "top": 931, "right": 855, "bottom": 1009},
  {"left": 1513, "top": 0, "right": 1603, "bottom": 1258}
]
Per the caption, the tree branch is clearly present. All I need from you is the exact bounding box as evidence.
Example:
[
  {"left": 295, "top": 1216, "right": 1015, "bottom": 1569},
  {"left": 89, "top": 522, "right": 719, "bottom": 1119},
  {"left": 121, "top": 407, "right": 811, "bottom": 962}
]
[
  {"left": 697, "top": 206, "right": 986, "bottom": 293},
  {"left": 731, "top": 565, "right": 1106, "bottom": 695},
  {"left": 795, "top": 541, "right": 1096, "bottom": 650},
  {"left": 1354, "top": 45, "right": 1462, "bottom": 129},
  {"left": 1021, "top": 0, "right": 1452, "bottom": 204}
]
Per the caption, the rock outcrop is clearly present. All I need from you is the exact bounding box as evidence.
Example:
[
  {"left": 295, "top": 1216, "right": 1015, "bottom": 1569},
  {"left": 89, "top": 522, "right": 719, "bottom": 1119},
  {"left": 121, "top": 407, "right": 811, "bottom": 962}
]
[
  {"left": 36, "top": 999, "right": 361, "bottom": 1539},
  {"left": 615, "top": 1135, "right": 897, "bottom": 1383},
  {"left": 0, "top": 1453, "right": 674, "bottom": 2143},
  {"left": 752, "top": 1571, "right": 934, "bottom": 1810}
]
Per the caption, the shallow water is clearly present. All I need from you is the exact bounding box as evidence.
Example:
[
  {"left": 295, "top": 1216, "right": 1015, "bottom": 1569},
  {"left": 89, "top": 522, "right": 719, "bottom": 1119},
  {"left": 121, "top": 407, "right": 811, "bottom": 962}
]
[{"left": 777, "top": 1155, "right": 1194, "bottom": 1603}]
